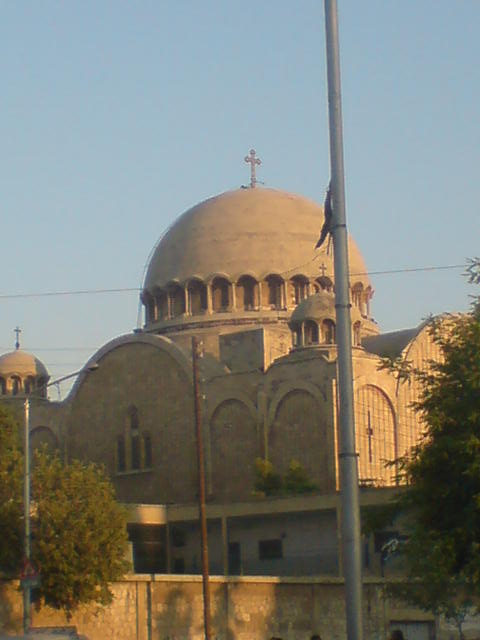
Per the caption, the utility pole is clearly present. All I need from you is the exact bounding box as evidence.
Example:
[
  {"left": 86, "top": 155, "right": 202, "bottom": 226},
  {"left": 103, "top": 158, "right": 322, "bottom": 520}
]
[
  {"left": 191, "top": 337, "right": 212, "bottom": 640},
  {"left": 324, "top": 2, "right": 363, "bottom": 639}
]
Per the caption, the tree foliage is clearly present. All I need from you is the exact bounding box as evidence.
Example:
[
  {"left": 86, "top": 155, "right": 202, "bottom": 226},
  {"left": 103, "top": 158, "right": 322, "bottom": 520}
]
[
  {"left": 0, "top": 405, "right": 130, "bottom": 619},
  {"left": 0, "top": 404, "right": 24, "bottom": 574},
  {"left": 379, "top": 259, "right": 480, "bottom": 630},
  {"left": 32, "top": 449, "right": 130, "bottom": 618}
]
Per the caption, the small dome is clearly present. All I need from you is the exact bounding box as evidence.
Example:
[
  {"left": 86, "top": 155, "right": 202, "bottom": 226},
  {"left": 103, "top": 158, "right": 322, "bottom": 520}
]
[
  {"left": 289, "top": 292, "right": 363, "bottom": 328},
  {"left": 290, "top": 291, "right": 336, "bottom": 326},
  {"left": 144, "top": 188, "right": 371, "bottom": 291},
  {"left": 0, "top": 350, "right": 49, "bottom": 379}
]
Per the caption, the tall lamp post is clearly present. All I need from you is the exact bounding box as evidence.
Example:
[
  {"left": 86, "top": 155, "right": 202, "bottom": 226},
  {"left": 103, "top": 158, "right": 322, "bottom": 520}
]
[
  {"left": 324, "top": 2, "right": 363, "bottom": 639},
  {"left": 22, "top": 364, "right": 98, "bottom": 634}
]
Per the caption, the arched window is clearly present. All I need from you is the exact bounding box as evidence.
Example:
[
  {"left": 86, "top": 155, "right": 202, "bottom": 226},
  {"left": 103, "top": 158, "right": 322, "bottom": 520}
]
[
  {"left": 37, "top": 377, "right": 48, "bottom": 398},
  {"left": 187, "top": 280, "right": 207, "bottom": 314},
  {"left": 0, "top": 378, "right": 6, "bottom": 395},
  {"left": 351, "top": 283, "right": 365, "bottom": 313},
  {"left": 289, "top": 276, "right": 309, "bottom": 305},
  {"left": 143, "top": 292, "right": 156, "bottom": 323},
  {"left": 212, "top": 277, "right": 230, "bottom": 311},
  {"left": 155, "top": 290, "right": 168, "bottom": 320},
  {"left": 305, "top": 320, "right": 319, "bottom": 345},
  {"left": 322, "top": 319, "right": 335, "bottom": 344},
  {"left": 237, "top": 275, "right": 258, "bottom": 311},
  {"left": 292, "top": 327, "right": 302, "bottom": 348},
  {"left": 355, "top": 385, "right": 397, "bottom": 486},
  {"left": 11, "top": 376, "right": 21, "bottom": 396},
  {"left": 168, "top": 284, "right": 185, "bottom": 317},
  {"left": 353, "top": 321, "right": 362, "bottom": 346},
  {"left": 117, "top": 435, "right": 126, "bottom": 472},
  {"left": 143, "top": 433, "right": 152, "bottom": 468},
  {"left": 24, "top": 376, "right": 35, "bottom": 395},
  {"left": 265, "top": 275, "right": 283, "bottom": 310}
]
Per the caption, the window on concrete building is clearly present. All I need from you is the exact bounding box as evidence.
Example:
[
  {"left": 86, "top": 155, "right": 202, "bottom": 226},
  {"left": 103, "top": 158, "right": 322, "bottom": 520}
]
[
  {"left": 173, "top": 558, "right": 185, "bottom": 574},
  {"left": 0, "top": 378, "right": 6, "bottom": 395},
  {"left": 259, "top": 539, "right": 283, "bottom": 560},
  {"left": 228, "top": 542, "right": 242, "bottom": 575},
  {"left": 127, "top": 524, "right": 166, "bottom": 574},
  {"left": 171, "top": 528, "right": 187, "bottom": 548}
]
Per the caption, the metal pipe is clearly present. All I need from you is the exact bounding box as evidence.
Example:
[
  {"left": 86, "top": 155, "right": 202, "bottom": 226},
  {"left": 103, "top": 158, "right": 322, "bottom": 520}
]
[
  {"left": 324, "top": 2, "right": 363, "bottom": 639},
  {"left": 191, "top": 337, "right": 212, "bottom": 640}
]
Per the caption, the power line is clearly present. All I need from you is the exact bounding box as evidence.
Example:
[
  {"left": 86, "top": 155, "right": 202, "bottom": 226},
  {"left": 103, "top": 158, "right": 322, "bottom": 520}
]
[
  {"left": 352, "top": 264, "right": 466, "bottom": 277},
  {"left": 0, "top": 263, "right": 469, "bottom": 301},
  {"left": 0, "top": 287, "right": 140, "bottom": 300}
]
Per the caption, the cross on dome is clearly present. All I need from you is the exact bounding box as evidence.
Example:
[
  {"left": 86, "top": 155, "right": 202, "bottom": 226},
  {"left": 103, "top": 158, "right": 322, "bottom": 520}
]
[{"left": 244, "top": 149, "right": 261, "bottom": 188}]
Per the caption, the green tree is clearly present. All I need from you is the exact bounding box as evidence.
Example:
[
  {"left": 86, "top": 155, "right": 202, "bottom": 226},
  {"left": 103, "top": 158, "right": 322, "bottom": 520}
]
[
  {"left": 0, "top": 404, "right": 130, "bottom": 619},
  {"left": 253, "top": 457, "right": 318, "bottom": 496},
  {"left": 32, "top": 449, "right": 130, "bottom": 618},
  {"left": 379, "top": 260, "right": 480, "bottom": 634},
  {"left": 253, "top": 457, "right": 283, "bottom": 496},
  {"left": 0, "top": 403, "right": 24, "bottom": 575},
  {"left": 283, "top": 459, "right": 319, "bottom": 495}
]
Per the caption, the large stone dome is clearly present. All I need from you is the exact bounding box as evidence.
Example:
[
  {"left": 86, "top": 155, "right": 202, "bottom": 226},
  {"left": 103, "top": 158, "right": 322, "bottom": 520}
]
[{"left": 144, "top": 188, "right": 370, "bottom": 291}]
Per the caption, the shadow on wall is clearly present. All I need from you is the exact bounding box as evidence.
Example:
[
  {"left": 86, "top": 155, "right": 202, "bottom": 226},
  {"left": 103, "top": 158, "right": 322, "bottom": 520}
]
[{"left": 153, "top": 585, "right": 193, "bottom": 639}]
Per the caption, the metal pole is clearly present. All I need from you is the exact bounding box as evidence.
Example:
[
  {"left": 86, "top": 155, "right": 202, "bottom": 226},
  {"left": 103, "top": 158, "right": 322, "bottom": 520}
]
[
  {"left": 191, "top": 337, "right": 212, "bottom": 640},
  {"left": 23, "top": 398, "right": 31, "bottom": 634},
  {"left": 324, "top": 2, "right": 363, "bottom": 639}
]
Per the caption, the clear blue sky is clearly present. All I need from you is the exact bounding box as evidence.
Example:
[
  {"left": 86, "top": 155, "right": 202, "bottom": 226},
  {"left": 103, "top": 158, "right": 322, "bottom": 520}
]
[{"left": 1, "top": 1, "right": 479, "bottom": 395}]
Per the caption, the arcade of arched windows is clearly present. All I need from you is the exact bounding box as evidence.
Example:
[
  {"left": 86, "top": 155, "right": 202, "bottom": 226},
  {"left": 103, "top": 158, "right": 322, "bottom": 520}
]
[
  {"left": 291, "top": 317, "right": 366, "bottom": 349},
  {"left": 0, "top": 374, "right": 47, "bottom": 397},
  {"left": 291, "top": 318, "right": 337, "bottom": 348},
  {"left": 144, "top": 273, "right": 373, "bottom": 323}
]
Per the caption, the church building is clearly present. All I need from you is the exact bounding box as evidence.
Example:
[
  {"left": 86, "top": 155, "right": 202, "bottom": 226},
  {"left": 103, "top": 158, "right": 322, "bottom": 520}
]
[{"left": 0, "top": 177, "right": 441, "bottom": 578}]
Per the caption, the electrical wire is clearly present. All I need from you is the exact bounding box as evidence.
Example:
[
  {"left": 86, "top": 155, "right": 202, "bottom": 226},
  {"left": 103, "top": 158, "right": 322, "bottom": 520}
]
[{"left": 0, "top": 263, "right": 469, "bottom": 301}]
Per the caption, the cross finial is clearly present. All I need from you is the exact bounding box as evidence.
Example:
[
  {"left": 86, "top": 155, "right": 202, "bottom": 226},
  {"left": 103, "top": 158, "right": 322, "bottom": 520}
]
[
  {"left": 244, "top": 148, "right": 261, "bottom": 188},
  {"left": 14, "top": 326, "right": 21, "bottom": 350},
  {"left": 320, "top": 262, "right": 327, "bottom": 277}
]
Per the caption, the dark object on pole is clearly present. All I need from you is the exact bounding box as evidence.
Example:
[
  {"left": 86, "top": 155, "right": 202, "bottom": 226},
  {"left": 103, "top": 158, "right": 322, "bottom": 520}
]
[
  {"left": 315, "top": 183, "right": 333, "bottom": 249},
  {"left": 191, "top": 337, "right": 212, "bottom": 640},
  {"left": 324, "top": 2, "right": 363, "bottom": 639}
]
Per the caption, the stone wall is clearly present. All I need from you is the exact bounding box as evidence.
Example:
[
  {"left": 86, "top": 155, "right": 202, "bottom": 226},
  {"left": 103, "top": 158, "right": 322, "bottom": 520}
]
[{"left": 0, "top": 575, "right": 440, "bottom": 640}]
